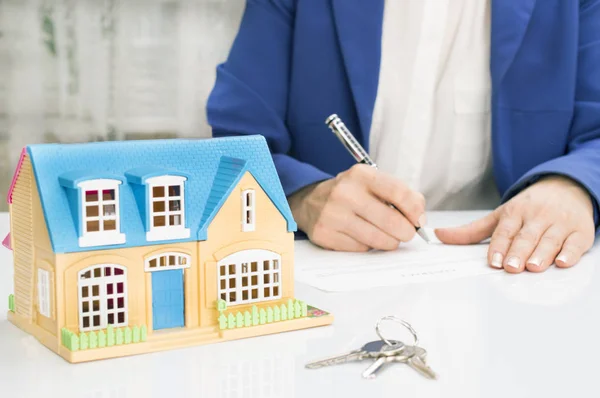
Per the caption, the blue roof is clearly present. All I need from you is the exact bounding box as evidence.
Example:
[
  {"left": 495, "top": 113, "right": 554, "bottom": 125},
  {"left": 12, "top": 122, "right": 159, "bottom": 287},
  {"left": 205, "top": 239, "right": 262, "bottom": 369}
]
[{"left": 26, "top": 135, "right": 297, "bottom": 253}]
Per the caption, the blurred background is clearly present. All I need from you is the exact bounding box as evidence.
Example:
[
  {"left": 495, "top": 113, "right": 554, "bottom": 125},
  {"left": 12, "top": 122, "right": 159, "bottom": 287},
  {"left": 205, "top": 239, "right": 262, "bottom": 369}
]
[{"left": 0, "top": 0, "right": 245, "bottom": 210}]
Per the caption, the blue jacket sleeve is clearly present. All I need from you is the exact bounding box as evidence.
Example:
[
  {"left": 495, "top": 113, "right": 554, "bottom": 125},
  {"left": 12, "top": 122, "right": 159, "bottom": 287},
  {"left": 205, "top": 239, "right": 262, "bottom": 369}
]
[
  {"left": 502, "top": 0, "right": 600, "bottom": 232},
  {"left": 205, "top": 0, "right": 333, "bottom": 197}
]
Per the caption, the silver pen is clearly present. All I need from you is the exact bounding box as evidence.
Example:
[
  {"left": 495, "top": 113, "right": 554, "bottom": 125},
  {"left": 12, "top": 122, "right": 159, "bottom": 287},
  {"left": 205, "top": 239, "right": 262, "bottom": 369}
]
[{"left": 325, "top": 114, "right": 431, "bottom": 243}]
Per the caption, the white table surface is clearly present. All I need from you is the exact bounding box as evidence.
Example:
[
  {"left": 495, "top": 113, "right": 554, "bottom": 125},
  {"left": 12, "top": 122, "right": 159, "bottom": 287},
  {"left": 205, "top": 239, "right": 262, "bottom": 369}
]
[{"left": 1, "top": 211, "right": 599, "bottom": 398}]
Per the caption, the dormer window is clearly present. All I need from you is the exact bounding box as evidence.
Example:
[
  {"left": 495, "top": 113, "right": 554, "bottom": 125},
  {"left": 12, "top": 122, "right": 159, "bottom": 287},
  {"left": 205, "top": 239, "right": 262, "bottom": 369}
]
[
  {"left": 146, "top": 175, "right": 190, "bottom": 241},
  {"left": 242, "top": 189, "right": 255, "bottom": 232},
  {"left": 151, "top": 185, "right": 182, "bottom": 228},
  {"left": 84, "top": 189, "right": 116, "bottom": 233},
  {"left": 77, "top": 179, "right": 126, "bottom": 247}
]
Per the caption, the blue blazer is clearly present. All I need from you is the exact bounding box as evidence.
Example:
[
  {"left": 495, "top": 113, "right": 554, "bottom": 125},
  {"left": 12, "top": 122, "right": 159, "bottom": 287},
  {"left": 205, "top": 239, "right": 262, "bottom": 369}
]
[{"left": 207, "top": 0, "right": 600, "bottom": 229}]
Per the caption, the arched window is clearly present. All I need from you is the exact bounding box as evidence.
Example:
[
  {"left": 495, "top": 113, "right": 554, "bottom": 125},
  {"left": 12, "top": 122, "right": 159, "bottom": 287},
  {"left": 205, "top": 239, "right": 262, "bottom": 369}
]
[
  {"left": 217, "top": 250, "right": 282, "bottom": 306},
  {"left": 145, "top": 252, "right": 191, "bottom": 272},
  {"left": 78, "top": 264, "right": 128, "bottom": 332}
]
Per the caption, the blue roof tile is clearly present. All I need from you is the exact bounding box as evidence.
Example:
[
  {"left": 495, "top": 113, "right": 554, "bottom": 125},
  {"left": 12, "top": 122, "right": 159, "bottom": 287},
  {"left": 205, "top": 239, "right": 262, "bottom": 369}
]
[
  {"left": 26, "top": 135, "right": 296, "bottom": 253},
  {"left": 198, "top": 156, "right": 248, "bottom": 236}
]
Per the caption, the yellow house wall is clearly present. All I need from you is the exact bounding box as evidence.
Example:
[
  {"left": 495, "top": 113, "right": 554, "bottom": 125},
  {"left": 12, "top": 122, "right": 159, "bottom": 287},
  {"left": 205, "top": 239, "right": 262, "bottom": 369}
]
[
  {"left": 56, "top": 242, "right": 198, "bottom": 334},
  {"left": 198, "top": 172, "right": 295, "bottom": 328},
  {"left": 10, "top": 154, "right": 35, "bottom": 320},
  {"left": 9, "top": 153, "right": 57, "bottom": 336},
  {"left": 31, "top": 180, "right": 57, "bottom": 335}
]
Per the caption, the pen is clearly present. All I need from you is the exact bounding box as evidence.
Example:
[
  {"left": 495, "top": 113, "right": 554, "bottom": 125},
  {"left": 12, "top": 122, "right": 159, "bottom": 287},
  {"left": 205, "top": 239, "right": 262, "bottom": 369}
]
[{"left": 325, "top": 114, "right": 431, "bottom": 244}]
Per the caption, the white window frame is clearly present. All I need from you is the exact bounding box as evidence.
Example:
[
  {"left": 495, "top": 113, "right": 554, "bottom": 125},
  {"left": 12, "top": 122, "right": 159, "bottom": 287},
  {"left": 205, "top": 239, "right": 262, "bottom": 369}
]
[
  {"left": 217, "top": 250, "right": 282, "bottom": 306},
  {"left": 37, "top": 269, "right": 51, "bottom": 318},
  {"left": 241, "top": 189, "right": 256, "bottom": 232},
  {"left": 78, "top": 264, "right": 128, "bottom": 332},
  {"left": 77, "top": 179, "right": 126, "bottom": 247},
  {"left": 146, "top": 175, "right": 191, "bottom": 241},
  {"left": 145, "top": 252, "right": 191, "bottom": 272}
]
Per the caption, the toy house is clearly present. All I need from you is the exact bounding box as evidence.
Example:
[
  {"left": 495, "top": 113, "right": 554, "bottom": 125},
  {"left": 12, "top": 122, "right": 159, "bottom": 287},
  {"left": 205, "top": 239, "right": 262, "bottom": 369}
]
[{"left": 3, "top": 135, "right": 333, "bottom": 363}]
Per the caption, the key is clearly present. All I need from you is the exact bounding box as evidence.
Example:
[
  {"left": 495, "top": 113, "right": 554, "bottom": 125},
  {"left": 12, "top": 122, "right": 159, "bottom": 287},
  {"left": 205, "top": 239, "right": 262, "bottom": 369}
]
[
  {"left": 365, "top": 346, "right": 437, "bottom": 380},
  {"left": 406, "top": 352, "right": 437, "bottom": 379},
  {"left": 384, "top": 346, "right": 437, "bottom": 379},
  {"left": 361, "top": 344, "right": 416, "bottom": 379},
  {"left": 305, "top": 340, "right": 404, "bottom": 369}
]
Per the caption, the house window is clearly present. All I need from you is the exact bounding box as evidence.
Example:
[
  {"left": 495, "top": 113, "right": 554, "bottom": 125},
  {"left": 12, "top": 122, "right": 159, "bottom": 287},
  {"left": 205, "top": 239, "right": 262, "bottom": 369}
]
[
  {"left": 78, "top": 264, "right": 128, "bottom": 332},
  {"left": 84, "top": 189, "right": 116, "bottom": 233},
  {"left": 37, "top": 269, "right": 51, "bottom": 318},
  {"left": 145, "top": 252, "right": 191, "bottom": 272},
  {"left": 241, "top": 189, "right": 255, "bottom": 232},
  {"left": 218, "top": 250, "right": 282, "bottom": 306},
  {"left": 146, "top": 176, "right": 190, "bottom": 241},
  {"left": 77, "top": 179, "right": 126, "bottom": 247}
]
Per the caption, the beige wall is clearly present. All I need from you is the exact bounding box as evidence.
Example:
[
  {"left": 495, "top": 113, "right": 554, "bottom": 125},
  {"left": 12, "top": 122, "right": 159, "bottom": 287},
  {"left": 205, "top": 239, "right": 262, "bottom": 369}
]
[
  {"left": 9, "top": 153, "right": 57, "bottom": 336},
  {"left": 198, "top": 172, "right": 295, "bottom": 327},
  {"left": 56, "top": 242, "right": 198, "bottom": 334},
  {"left": 10, "top": 154, "right": 35, "bottom": 320},
  {"left": 32, "top": 175, "right": 57, "bottom": 335}
]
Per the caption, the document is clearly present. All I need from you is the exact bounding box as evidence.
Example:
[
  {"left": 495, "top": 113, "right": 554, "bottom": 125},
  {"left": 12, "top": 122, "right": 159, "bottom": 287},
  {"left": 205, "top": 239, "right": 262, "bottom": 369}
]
[{"left": 294, "top": 229, "right": 500, "bottom": 292}]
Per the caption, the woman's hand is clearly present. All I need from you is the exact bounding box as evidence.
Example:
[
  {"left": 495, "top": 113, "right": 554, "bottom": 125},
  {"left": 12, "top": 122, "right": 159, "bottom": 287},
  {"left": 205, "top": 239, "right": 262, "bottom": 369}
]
[
  {"left": 435, "top": 175, "right": 596, "bottom": 272},
  {"left": 288, "top": 164, "right": 427, "bottom": 252}
]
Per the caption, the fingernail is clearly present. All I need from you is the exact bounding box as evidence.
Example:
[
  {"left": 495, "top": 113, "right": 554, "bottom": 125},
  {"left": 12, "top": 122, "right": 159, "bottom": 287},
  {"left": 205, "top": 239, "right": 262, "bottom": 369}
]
[
  {"left": 556, "top": 253, "right": 569, "bottom": 265},
  {"left": 418, "top": 213, "right": 427, "bottom": 228},
  {"left": 506, "top": 256, "right": 521, "bottom": 269},
  {"left": 491, "top": 252, "right": 503, "bottom": 268},
  {"left": 527, "top": 257, "right": 543, "bottom": 267}
]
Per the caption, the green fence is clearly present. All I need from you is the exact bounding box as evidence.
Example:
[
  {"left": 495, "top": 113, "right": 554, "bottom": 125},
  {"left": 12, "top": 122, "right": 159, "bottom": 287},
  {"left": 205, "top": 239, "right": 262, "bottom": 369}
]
[
  {"left": 61, "top": 325, "right": 147, "bottom": 352},
  {"left": 218, "top": 299, "right": 308, "bottom": 330},
  {"left": 8, "top": 294, "right": 14, "bottom": 313}
]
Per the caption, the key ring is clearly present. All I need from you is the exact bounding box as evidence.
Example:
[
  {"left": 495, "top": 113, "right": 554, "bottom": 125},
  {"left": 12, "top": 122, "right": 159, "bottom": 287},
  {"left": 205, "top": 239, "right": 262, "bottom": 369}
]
[{"left": 375, "top": 316, "right": 419, "bottom": 347}]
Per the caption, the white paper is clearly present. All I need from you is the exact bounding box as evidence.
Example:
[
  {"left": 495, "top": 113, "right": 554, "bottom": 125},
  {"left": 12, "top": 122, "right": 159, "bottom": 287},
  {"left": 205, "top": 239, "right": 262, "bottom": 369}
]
[{"left": 294, "top": 229, "right": 500, "bottom": 292}]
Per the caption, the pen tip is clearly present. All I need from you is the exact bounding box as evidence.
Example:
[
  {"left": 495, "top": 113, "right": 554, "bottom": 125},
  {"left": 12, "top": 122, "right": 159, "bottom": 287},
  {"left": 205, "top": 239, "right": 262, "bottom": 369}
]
[{"left": 417, "top": 228, "right": 432, "bottom": 243}]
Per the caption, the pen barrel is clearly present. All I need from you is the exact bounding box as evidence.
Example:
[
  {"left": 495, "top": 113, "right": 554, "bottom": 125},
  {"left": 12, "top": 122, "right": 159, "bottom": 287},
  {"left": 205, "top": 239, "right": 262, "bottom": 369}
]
[{"left": 326, "top": 114, "right": 375, "bottom": 166}]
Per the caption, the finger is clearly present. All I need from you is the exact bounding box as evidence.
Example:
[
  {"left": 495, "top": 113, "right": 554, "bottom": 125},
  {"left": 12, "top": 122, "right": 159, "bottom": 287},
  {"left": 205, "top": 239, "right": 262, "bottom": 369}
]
[
  {"left": 309, "top": 221, "right": 370, "bottom": 252},
  {"left": 342, "top": 213, "right": 401, "bottom": 251},
  {"left": 346, "top": 216, "right": 401, "bottom": 251},
  {"left": 329, "top": 176, "right": 416, "bottom": 243},
  {"left": 434, "top": 210, "right": 499, "bottom": 245},
  {"left": 325, "top": 232, "right": 371, "bottom": 252},
  {"left": 503, "top": 221, "right": 549, "bottom": 274},
  {"left": 555, "top": 231, "right": 592, "bottom": 268},
  {"left": 525, "top": 225, "right": 566, "bottom": 272},
  {"left": 352, "top": 189, "right": 416, "bottom": 242},
  {"left": 488, "top": 214, "right": 522, "bottom": 270},
  {"left": 359, "top": 167, "right": 426, "bottom": 228}
]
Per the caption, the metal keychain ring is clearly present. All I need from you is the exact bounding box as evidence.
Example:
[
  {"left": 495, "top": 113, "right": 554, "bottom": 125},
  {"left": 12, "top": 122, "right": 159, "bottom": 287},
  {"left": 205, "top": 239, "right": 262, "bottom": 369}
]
[{"left": 375, "top": 316, "right": 419, "bottom": 347}]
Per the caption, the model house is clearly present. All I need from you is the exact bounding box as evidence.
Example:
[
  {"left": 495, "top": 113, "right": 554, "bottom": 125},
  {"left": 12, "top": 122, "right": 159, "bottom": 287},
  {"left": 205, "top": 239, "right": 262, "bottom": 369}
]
[{"left": 3, "top": 135, "right": 332, "bottom": 363}]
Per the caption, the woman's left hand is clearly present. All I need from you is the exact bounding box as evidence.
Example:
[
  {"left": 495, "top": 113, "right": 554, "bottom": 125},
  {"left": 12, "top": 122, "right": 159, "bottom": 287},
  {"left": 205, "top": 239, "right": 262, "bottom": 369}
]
[{"left": 434, "top": 175, "right": 597, "bottom": 273}]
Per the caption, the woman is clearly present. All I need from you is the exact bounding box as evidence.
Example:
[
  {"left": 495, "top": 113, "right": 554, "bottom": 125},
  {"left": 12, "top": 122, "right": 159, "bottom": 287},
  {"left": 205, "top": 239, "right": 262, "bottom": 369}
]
[{"left": 206, "top": 0, "right": 600, "bottom": 274}]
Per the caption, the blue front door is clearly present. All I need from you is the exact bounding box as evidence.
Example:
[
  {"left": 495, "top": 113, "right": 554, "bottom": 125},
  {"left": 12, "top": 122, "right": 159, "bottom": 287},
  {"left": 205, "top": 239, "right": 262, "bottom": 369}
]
[{"left": 152, "top": 269, "right": 185, "bottom": 330}]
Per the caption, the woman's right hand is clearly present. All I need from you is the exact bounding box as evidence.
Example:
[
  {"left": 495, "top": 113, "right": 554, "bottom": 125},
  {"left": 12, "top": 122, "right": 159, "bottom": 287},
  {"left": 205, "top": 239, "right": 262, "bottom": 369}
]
[{"left": 288, "top": 164, "right": 427, "bottom": 251}]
